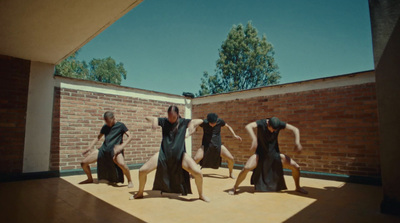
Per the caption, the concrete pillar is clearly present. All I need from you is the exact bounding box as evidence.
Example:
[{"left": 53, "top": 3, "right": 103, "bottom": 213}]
[
  {"left": 23, "top": 62, "right": 55, "bottom": 173},
  {"left": 369, "top": 0, "right": 400, "bottom": 215}
]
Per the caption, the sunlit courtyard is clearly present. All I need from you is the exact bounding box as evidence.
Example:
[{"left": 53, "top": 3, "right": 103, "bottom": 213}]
[{"left": 1, "top": 168, "right": 398, "bottom": 223}]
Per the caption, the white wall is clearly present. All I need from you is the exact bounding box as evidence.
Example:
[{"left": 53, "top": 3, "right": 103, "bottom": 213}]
[
  {"left": 54, "top": 77, "right": 187, "bottom": 104},
  {"left": 23, "top": 62, "right": 55, "bottom": 173},
  {"left": 184, "top": 98, "right": 192, "bottom": 157}
]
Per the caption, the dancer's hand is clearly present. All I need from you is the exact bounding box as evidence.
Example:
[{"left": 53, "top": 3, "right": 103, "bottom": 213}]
[
  {"left": 113, "top": 145, "right": 124, "bottom": 159},
  {"left": 234, "top": 135, "right": 242, "bottom": 141},
  {"left": 250, "top": 140, "right": 257, "bottom": 151},
  {"left": 295, "top": 143, "right": 303, "bottom": 153}
]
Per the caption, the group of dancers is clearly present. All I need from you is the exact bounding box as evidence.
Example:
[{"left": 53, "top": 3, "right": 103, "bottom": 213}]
[{"left": 80, "top": 105, "right": 307, "bottom": 203}]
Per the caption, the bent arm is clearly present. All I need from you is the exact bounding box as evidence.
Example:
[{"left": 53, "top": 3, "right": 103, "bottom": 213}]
[
  {"left": 89, "top": 133, "right": 103, "bottom": 149},
  {"left": 225, "top": 123, "right": 242, "bottom": 141},
  {"left": 187, "top": 119, "right": 204, "bottom": 137},
  {"left": 285, "top": 123, "right": 302, "bottom": 152},
  {"left": 83, "top": 133, "right": 103, "bottom": 155},
  {"left": 119, "top": 131, "right": 133, "bottom": 149},
  {"left": 245, "top": 122, "right": 258, "bottom": 151},
  {"left": 145, "top": 116, "right": 159, "bottom": 129},
  {"left": 285, "top": 124, "right": 300, "bottom": 145},
  {"left": 245, "top": 122, "right": 257, "bottom": 141},
  {"left": 113, "top": 131, "right": 133, "bottom": 157}
]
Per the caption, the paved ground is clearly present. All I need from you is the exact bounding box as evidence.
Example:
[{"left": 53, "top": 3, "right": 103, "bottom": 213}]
[{"left": 0, "top": 168, "right": 399, "bottom": 223}]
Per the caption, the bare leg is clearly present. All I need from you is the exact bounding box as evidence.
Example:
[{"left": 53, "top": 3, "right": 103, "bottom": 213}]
[
  {"left": 190, "top": 147, "right": 204, "bottom": 178},
  {"left": 228, "top": 154, "right": 258, "bottom": 195},
  {"left": 113, "top": 153, "right": 133, "bottom": 188},
  {"left": 80, "top": 150, "right": 99, "bottom": 184},
  {"left": 220, "top": 145, "right": 235, "bottom": 179},
  {"left": 280, "top": 154, "right": 308, "bottom": 194},
  {"left": 193, "top": 147, "right": 204, "bottom": 164},
  {"left": 182, "top": 153, "right": 210, "bottom": 202},
  {"left": 131, "top": 152, "right": 159, "bottom": 199}
]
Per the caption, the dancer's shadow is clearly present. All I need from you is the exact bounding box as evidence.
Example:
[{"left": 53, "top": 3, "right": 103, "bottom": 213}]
[
  {"left": 223, "top": 186, "right": 305, "bottom": 195},
  {"left": 78, "top": 179, "right": 127, "bottom": 187},
  {"left": 78, "top": 178, "right": 99, "bottom": 185},
  {"left": 223, "top": 186, "right": 254, "bottom": 195},
  {"left": 129, "top": 190, "right": 198, "bottom": 202},
  {"left": 283, "top": 186, "right": 317, "bottom": 198},
  {"left": 203, "top": 173, "right": 229, "bottom": 179}
]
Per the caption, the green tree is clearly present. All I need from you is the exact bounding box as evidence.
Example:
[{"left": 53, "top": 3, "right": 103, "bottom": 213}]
[
  {"left": 88, "top": 57, "right": 127, "bottom": 85},
  {"left": 54, "top": 51, "right": 89, "bottom": 80},
  {"left": 198, "top": 21, "right": 280, "bottom": 96},
  {"left": 55, "top": 51, "right": 127, "bottom": 85}
]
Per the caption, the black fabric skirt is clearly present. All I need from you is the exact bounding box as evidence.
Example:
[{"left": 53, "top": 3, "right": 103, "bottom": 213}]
[
  {"left": 251, "top": 151, "right": 287, "bottom": 192},
  {"left": 97, "top": 146, "right": 124, "bottom": 183},
  {"left": 153, "top": 148, "right": 192, "bottom": 195},
  {"left": 200, "top": 145, "right": 222, "bottom": 169}
]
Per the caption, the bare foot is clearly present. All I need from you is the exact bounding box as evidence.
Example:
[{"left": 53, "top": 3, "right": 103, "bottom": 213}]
[
  {"left": 199, "top": 194, "right": 211, "bottom": 203},
  {"left": 130, "top": 192, "right": 144, "bottom": 200},
  {"left": 296, "top": 187, "right": 308, "bottom": 194},
  {"left": 79, "top": 179, "right": 93, "bottom": 184},
  {"left": 228, "top": 187, "right": 237, "bottom": 195},
  {"left": 229, "top": 173, "right": 236, "bottom": 179},
  {"left": 128, "top": 181, "right": 134, "bottom": 188}
]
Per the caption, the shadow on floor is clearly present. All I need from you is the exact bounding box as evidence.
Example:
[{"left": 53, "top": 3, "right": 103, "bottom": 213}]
[
  {"left": 203, "top": 173, "right": 229, "bottom": 179},
  {"left": 282, "top": 185, "right": 400, "bottom": 223},
  {"left": 78, "top": 178, "right": 128, "bottom": 188},
  {"left": 222, "top": 186, "right": 301, "bottom": 195},
  {"left": 128, "top": 190, "right": 199, "bottom": 202},
  {"left": 0, "top": 178, "right": 145, "bottom": 223},
  {"left": 223, "top": 186, "right": 255, "bottom": 195},
  {"left": 221, "top": 183, "right": 399, "bottom": 222}
]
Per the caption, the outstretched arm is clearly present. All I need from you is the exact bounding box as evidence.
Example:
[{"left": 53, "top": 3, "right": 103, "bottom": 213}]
[
  {"left": 145, "top": 116, "right": 159, "bottom": 130},
  {"left": 285, "top": 123, "right": 302, "bottom": 153},
  {"left": 245, "top": 122, "right": 258, "bottom": 152},
  {"left": 225, "top": 123, "right": 242, "bottom": 141},
  {"left": 113, "top": 131, "right": 133, "bottom": 158},
  {"left": 187, "top": 119, "right": 204, "bottom": 137},
  {"left": 82, "top": 133, "right": 103, "bottom": 156}
]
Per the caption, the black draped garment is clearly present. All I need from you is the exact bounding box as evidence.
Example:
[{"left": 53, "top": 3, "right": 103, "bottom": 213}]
[
  {"left": 153, "top": 118, "right": 192, "bottom": 195},
  {"left": 97, "top": 122, "right": 128, "bottom": 183},
  {"left": 250, "top": 118, "right": 288, "bottom": 192},
  {"left": 199, "top": 118, "right": 226, "bottom": 169}
]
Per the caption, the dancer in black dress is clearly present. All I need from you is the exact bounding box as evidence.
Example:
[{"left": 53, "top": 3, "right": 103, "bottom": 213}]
[
  {"left": 131, "top": 105, "right": 210, "bottom": 202},
  {"left": 191, "top": 113, "right": 242, "bottom": 178},
  {"left": 229, "top": 117, "right": 308, "bottom": 194},
  {"left": 80, "top": 111, "right": 133, "bottom": 188}
]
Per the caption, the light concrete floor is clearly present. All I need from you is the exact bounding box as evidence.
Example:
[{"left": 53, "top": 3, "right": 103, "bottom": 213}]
[{"left": 1, "top": 168, "right": 399, "bottom": 223}]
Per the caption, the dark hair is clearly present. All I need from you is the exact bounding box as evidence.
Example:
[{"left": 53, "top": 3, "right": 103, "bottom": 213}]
[
  {"left": 103, "top": 111, "right": 114, "bottom": 119},
  {"left": 168, "top": 105, "right": 181, "bottom": 133},
  {"left": 269, "top": 117, "right": 281, "bottom": 129},
  {"left": 168, "top": 105, "right": 179, "bottom": 115},
  {"left": 207, "top": 113, "right": 218, "bottom": 123}
]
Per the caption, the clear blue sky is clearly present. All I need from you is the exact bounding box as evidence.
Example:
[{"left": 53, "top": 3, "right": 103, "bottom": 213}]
[{"left": 76, "top": 0, "right": 374, "bottom": 95}]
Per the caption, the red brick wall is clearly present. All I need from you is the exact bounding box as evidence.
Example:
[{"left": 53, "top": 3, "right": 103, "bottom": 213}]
[
  {"left": 191, "top": 82, "right": 380, "bottom": 177},
  {"left": 0, "top": 56, "right": 31, "bottom": 173},
  {"left": 51, "top": 87, "right": 185, "bottom": 171}
]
